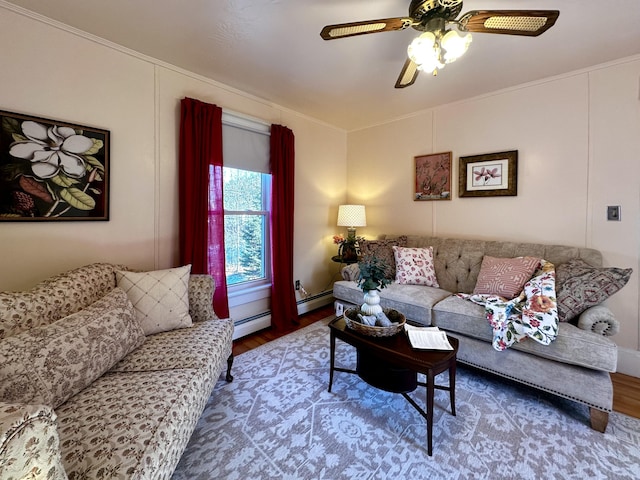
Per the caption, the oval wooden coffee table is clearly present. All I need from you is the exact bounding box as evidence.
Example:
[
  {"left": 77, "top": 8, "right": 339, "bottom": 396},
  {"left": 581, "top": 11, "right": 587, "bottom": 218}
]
[{"left": 328, "top": 316, "right": 458, "bottom": 456}]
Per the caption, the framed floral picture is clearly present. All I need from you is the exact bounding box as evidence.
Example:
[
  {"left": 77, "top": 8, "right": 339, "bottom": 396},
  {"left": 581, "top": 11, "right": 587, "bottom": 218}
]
[
  {"left": 0, "top": 110, "right": 110, "bottom": 221},
  {"left": 414, "top": 151, "right": 452, "bottom": 201},
  {"left": 459, "top": 150, "right": 518, "bottom": 197}
]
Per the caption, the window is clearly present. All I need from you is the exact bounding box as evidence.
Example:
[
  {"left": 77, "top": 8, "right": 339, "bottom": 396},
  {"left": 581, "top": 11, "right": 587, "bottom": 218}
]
[
  {"left": 223, "top": 167, "right": 271, "bottom": 287},
  {"left": 220, "top": 112, "right": 271, "bottom": 296}
]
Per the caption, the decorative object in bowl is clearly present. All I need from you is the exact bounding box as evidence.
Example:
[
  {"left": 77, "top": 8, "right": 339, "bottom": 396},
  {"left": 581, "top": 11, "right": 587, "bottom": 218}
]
[{"left": 343, "top": 307, "right": 406, "bottom": 337}]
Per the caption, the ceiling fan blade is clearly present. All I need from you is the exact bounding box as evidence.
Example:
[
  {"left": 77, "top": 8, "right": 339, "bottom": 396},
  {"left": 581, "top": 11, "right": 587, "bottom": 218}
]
[
  {"left": 320, "top": 17, "right": 414, "bottom": 40},
  {"left": 458, "top": 10, "right": 560, "bottom": 37},
  {"left": 395, "top": 59, "right": 420, "bottom": 89}
]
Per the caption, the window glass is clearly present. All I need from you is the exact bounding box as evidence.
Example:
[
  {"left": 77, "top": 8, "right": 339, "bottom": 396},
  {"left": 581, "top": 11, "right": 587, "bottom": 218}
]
[{"left": 223, "top": 167, "right": 270, "bottom": 286}]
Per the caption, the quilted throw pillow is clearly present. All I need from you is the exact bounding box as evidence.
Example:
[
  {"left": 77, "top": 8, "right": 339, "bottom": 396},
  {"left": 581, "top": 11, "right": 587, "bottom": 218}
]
[
  {"left": 116, "top": 265, "right": 193, "bottom": 335},
  {"left": 473, "top": 256, "right": 540, "bottom": 300},
  {"left": 359, "top": 236, "right": 407, "bottom": 279},
  {"left": 0, "top": 287, "right": 145, "bottom": 409},
  {"left": 392, "top": 246, "right": 439, "bottom": 287},
  {"left": 556, "top": 258, "right": 632, "bottom": 322}
]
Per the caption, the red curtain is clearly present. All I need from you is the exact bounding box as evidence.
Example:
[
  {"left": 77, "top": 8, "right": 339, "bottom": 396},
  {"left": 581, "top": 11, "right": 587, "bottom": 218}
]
[
  {"left": 179, "top": 97, "right": 229, "bottom": 318},
  {"left": 270, "top": 124, "right": 299, "bottom": 331}
]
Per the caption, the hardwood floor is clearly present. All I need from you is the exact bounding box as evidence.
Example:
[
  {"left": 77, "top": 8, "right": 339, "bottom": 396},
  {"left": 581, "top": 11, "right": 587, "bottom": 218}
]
[{"left": 233, "top": 305, "right": 640, "bottom": 420}]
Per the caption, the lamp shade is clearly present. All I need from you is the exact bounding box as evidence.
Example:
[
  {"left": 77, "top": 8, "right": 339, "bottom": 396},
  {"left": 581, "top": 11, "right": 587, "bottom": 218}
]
[{"left": 337, "top": 205, "right": 367, "bottom": 227}]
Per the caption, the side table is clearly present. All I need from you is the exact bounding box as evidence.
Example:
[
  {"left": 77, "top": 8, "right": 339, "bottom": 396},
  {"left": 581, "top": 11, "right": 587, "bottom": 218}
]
[{"left": 331, "top": 255, "right": 358, "bottom": 265}]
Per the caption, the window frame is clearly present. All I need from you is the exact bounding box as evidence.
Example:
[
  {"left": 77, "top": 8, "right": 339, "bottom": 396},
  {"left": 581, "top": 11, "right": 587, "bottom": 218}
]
[{"left": 223, "top": 167, "right": 272, "bottom": 306}]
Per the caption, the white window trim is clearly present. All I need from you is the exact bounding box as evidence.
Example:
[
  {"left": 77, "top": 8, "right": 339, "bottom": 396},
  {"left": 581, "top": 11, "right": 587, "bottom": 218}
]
[{"left": 222, "top": 110, "right": 270, "bottom": 135}]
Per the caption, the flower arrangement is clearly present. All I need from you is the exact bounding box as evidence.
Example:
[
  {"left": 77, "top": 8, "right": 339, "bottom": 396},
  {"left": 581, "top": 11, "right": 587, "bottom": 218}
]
[
  {"left": 357, "top": 255, "right": 391, "bottom": 292},
  {"left": 333, "top": 233, "right": 364, "bottom": 262}
]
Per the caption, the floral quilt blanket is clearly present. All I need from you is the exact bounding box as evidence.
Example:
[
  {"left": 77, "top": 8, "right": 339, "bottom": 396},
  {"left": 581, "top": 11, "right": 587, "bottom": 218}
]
[{"left": 457, "top": 260, "right": 559, "bottom": 351}]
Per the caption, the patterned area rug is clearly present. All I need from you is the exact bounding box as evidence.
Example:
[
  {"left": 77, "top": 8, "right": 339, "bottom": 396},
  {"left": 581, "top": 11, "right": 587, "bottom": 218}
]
[{"left": 172, "top": 317, "right": 640, "bottom": 480}]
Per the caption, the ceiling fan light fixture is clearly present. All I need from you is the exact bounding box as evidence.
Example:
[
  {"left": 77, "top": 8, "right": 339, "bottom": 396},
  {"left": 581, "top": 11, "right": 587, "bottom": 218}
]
[
  {"left": 407, "top": 32, "right": 445, "bottom": 74},
  {"left": 440, "top": 30, "right": 472, "bottom": 63}
]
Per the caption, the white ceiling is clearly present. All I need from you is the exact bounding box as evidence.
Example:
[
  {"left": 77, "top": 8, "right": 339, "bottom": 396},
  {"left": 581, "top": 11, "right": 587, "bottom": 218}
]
[{"left": 6, "top": 0, "right": 640, "bottom": 130}]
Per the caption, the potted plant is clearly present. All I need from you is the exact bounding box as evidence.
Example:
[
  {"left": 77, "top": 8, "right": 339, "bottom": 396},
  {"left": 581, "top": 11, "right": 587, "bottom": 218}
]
[{"left": 357, "top": 255, "right": 391, "bottom": 315}]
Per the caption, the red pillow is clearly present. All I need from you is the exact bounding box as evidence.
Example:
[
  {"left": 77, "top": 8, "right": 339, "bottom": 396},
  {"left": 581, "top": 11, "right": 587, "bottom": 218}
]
[{"left": 473, "top": 256, "right": 540, "bottom": 299}]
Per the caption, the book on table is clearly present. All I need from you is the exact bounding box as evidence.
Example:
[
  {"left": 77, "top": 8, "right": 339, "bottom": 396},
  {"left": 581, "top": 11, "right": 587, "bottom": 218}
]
[{"left": 404, "top": 324, "right": 454, "bottom": 351}]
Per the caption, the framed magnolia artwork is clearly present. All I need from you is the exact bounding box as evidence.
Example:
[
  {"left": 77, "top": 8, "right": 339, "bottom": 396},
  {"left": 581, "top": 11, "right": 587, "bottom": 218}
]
[
  {"left": 414, "top": 151, "right": 452, "bottom": 201},
  {"left": 459, "top": 150, "right": 518, "bottom": 197},
  {"left": 0, "top": 110, "right": 110, "bottom": 221}
]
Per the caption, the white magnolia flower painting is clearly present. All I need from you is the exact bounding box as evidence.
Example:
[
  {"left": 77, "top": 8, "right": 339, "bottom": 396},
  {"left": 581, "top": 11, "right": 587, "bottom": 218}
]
[{"left": 0, "top": 111, "right": 109, "bottom": 220}]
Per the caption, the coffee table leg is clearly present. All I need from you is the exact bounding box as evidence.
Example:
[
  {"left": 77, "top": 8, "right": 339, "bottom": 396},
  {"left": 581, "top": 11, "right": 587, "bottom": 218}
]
[
  {"left": 427, "top": 370, "right": 434, "bottom": 456},
  {"left": 450, "top": 361, "right": 457, "bottom": 416},
  {"left": 328, "top": 331, "right": 336, "bottom": 392}
]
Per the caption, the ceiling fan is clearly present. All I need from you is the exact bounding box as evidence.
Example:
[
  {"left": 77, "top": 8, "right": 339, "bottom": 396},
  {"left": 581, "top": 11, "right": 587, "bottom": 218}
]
[{"left": 320, "top": 0, "right": 559, "bottom": 88}]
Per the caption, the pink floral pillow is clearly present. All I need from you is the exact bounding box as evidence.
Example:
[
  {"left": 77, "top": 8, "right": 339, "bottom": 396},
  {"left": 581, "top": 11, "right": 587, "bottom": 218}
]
[
  {"left": 392, "top": 246, "right": 439, "bottom": 287},
  {"left": 473, "top": 256, "right": 541, "bottom": 300}
]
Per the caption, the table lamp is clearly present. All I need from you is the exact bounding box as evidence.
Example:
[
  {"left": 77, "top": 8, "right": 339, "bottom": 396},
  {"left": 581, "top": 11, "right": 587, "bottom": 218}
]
[{"left": 337, "top": 204, "right": 367, "bottom": 239}]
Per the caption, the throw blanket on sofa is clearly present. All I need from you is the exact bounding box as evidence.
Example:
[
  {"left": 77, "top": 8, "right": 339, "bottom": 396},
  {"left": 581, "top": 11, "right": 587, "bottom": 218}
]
[{"left": 458, "top": 260, "right": 559, "bottom": 351}]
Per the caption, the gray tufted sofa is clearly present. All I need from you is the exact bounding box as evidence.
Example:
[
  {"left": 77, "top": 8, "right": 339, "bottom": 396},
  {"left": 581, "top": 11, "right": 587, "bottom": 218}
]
[
  {"left": 333, "top": 235, "right": 621, "bottom": 433},
  {"left": 0, "top": 263, "right": 234, "bottom": 480}
]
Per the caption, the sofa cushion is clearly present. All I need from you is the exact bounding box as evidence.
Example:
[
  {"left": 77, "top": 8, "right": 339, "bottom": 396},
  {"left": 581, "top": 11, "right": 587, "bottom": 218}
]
[
  {"left": 56, "top": 368, "right": 209, "bottom": 480},
  {"left": 359, "top": 236, "right": 407, "bottom": 278},
  {"left": 110, "top": 317, "right": 233, "bottom": 376},
  {"left": 116, "top": 265, "right": 193, "bottom": 335},
  {"left": 432, "top": 295, "right": 617, "bottom": 372},
  {"left": 333, "top": 280, "right": 450, "bottom": 325},
  {"left": 0, "top": 288, "right": 145, "bottom": 408},
  {"left": 473, "top": 256, "right": 540, "bottom": 299},
  {"left": 556, "top": 259, "right": 632, "bottom": 322},
  {"left": 393, "top": 246, "right": 439, "bottom": 287}
]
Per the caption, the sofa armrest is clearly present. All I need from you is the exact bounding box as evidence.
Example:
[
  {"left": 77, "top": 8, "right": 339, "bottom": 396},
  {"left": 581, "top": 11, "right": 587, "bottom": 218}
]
[
  {"left": 341, "top": 264, "right": 360, "bottom": 281},
  {"left": 188, "top": 274, "right": 220, "bottom": 322},
  {"left": 576, "top": 305, "right": 620, "bottom": 337},
  {"left": 0, "top": 402, "right": 67, "bottom": 480}
]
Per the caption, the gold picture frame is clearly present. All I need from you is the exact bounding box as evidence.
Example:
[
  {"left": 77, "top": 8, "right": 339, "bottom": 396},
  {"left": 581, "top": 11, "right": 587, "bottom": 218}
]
[{"left": 459, "top": 150, "right": 518, "bottom": 197}]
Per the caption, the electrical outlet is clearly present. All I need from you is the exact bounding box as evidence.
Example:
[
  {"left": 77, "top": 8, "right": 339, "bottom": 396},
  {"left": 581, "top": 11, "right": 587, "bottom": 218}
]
[{"left": 295, "top": 280, "right": 300, "bottom": 290}]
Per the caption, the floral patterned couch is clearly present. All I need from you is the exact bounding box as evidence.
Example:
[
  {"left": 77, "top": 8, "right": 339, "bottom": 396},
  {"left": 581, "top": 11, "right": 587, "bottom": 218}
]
[
  {"left": 0, "top": 263, "right": 234, "bottom": 480},
  {"left": 333, "top": 235, "right": 632, "bottom": 433}
]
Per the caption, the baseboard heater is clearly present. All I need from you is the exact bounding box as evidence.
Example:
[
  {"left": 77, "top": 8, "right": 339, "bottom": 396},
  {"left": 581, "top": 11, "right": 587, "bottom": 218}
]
[{"left": 232, "top": 290, "right": 334, "bottom": 340}]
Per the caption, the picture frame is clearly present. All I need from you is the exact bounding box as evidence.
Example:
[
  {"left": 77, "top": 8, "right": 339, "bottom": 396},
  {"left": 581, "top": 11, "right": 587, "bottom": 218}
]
[
  {"left": 414, "top": 151, "right": 452, "bottom": 201},
  {"left": 0, "top": 110, "right": 110, "bottom": 221},
  {"left": 459, "top": 150, "right": 518, "bottom": 197}
]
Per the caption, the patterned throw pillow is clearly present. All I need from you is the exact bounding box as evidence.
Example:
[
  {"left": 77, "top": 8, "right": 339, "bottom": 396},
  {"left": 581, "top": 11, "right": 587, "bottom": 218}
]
[
  {"left": 473, "top": 256, "right": 540, "bottom": 300},
  {"left": 392, "top": 246, "right": 439, "bottom": 287},
  {"left": 116, "top": 265, "right": 193, "bottom": 335},
  {"left": 556, "top": 258, "right": 632, "bottom": 322},
  {"left": 359, "top": 236, "right": 407, "bottom": 279},
  {"left": 0, "top": 287, "right": 145, "bottom": 409}
]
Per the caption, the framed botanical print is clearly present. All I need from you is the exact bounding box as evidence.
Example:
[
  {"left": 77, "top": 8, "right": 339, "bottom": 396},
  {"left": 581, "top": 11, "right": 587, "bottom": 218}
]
[
  {"left": 414, "top": 151, "right": 452, "bottom": 201},
  {"left": 459, "top": 150, "right": 518, "bottom": 197},
  {"left": 0, "top": 110, "right": 110, "bottom": 220}
]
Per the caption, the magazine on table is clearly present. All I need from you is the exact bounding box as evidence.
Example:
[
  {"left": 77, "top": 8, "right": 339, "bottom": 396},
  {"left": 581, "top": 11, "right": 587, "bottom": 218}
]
[{"left": 404, "top": 324, "right": 453, "bottom": 351}]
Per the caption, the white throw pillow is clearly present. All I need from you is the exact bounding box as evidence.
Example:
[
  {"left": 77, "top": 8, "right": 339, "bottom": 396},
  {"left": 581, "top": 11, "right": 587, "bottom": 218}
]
[
  {"left": 116, "top": 265, "right": 193, "bottom": 335},
  {"left": 392, "top": 246, "right": 439, "bottom": 287}
]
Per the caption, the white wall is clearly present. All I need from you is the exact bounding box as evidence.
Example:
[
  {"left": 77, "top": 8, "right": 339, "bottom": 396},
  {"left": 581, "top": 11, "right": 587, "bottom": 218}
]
[
  {"left": 347, "top": 58, "right": 640, "bottom": 376},
  {"left": 0, "top": 7, "right": 347, "bottom": 315}
]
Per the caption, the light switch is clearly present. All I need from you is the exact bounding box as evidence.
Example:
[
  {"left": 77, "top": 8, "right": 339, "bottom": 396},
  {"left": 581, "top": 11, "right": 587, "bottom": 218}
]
[{"left": 607, "top": 205, "right": 621, "bottom": 221}]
